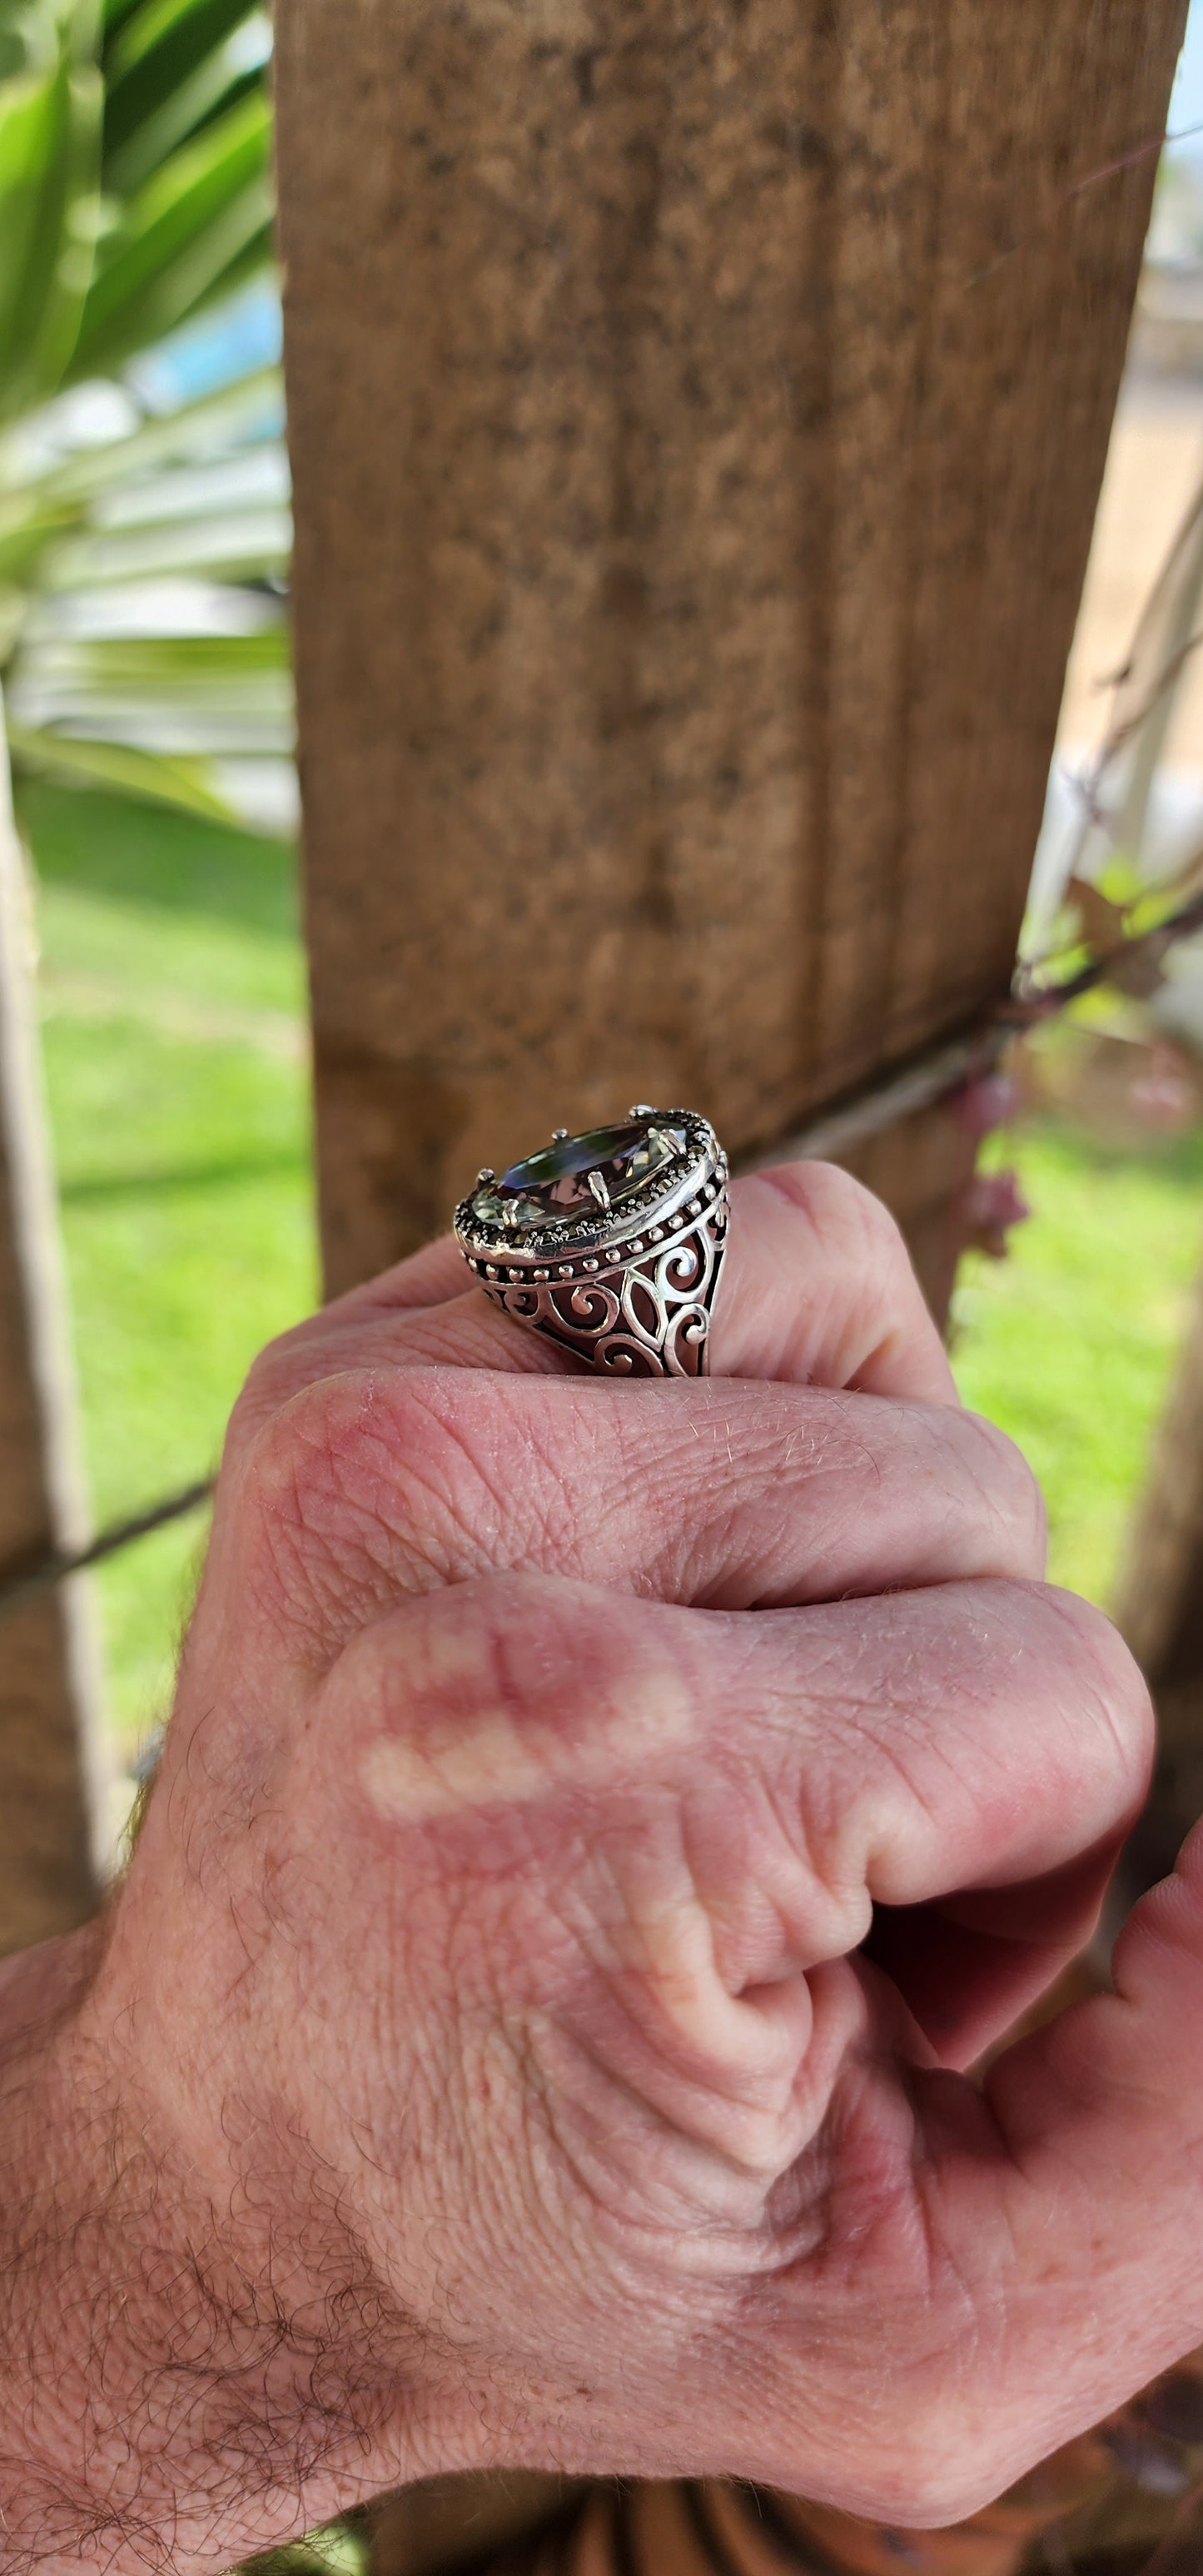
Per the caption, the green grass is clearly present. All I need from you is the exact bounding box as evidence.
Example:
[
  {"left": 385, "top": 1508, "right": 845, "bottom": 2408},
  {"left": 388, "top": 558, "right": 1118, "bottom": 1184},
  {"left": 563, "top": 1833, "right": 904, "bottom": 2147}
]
[
  {"left": 952, "top": 1116, "right": 1203, "bottom": 1606},
  {"left": 27, "top": 777, "right": 306, "bottom": 1019},
  {"left": 17, "top": 775, "right": 1203, "bottom": 1763},
  {"left": 19, "top": 780, "right": 316, "bottom": 1761}
]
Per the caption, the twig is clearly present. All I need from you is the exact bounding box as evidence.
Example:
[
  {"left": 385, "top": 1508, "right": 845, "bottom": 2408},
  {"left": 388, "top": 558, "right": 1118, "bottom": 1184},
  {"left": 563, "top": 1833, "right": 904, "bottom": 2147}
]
[
  {"left": 738, "top": 1024, "right": 1006, "bottom": 1172},
  {"left": 967, "top": 121, "right": 1203, "bottom": 289},
  {"left": 1017, "top": 883, "right": 1203, "bottom": 1010},
  {"left": 2, "top": 886, "right": 1201, "bottom": 1622},
  {"left": 0, "top": 1479, "right": 214, "bottom": 1625},
  {"left": 743, "top": 884, "right": 1203, "bottom": 1172}
]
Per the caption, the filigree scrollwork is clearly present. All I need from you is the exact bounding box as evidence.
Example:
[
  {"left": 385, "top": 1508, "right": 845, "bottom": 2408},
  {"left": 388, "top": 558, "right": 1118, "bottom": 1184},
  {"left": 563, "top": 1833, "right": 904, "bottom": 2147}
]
[{"left": 480, "top": 1203, "right": 728, "bottom": 1377}]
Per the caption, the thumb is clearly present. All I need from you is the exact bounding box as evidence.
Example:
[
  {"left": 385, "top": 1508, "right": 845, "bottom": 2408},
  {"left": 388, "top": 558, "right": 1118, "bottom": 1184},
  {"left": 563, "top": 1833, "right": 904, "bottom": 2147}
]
[{"left": 953, "top": 1820, "right": 1203, "bottom": 2464}]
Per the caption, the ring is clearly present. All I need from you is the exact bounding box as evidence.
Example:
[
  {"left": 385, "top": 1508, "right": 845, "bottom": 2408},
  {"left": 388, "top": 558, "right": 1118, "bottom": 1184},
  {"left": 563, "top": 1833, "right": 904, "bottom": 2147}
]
[{"left": 454, "top": 1106, "right": 729, "bottom": 1376}]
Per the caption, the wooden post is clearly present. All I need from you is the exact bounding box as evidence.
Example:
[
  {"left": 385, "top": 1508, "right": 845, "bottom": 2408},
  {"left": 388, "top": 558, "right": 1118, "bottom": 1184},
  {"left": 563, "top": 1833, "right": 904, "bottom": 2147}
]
[
  {"left": 0, "top": 717, "right": 108, "bottom": 1956},
  {"left": 275, "top": 0, "right": 1185, "bottom": 1318}
]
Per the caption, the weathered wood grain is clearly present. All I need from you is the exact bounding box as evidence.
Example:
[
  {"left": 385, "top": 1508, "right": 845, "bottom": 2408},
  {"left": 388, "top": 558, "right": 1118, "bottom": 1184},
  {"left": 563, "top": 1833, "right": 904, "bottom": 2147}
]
[
  {"left": 276, "top": 0, "right": 1184, "bottom": 1305},
  {"left": 0, "top": 731, "right": 106, "bottom": 1956}
]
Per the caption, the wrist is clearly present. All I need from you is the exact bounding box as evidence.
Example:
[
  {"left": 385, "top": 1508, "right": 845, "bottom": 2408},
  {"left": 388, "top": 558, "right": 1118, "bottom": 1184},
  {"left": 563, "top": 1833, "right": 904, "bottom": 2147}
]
[
  {"left": 0, "top": 1922, "right": 434, "bottom": 2574},
  {"left": 0, "top": 1921, "right": 139, "bottom": 2572}
]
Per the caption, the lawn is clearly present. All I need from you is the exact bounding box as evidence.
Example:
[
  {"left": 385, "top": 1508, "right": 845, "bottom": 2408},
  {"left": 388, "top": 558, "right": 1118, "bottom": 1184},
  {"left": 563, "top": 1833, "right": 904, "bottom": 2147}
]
[
  {"left": 20, "top": 780, "right": 317, "bottom": 1761},
  {"left": 17, "top": 777, "right": 1203, "bottom": 1770},
  {"left": 952, "top": 1114, "right": 1203, "bottom": 1604}
]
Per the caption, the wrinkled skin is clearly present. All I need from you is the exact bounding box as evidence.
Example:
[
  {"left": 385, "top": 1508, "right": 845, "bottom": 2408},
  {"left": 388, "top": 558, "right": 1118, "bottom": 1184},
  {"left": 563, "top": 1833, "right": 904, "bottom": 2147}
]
[{"left": 2, "top": 1161, "right": 1198, "bottom": 2576}]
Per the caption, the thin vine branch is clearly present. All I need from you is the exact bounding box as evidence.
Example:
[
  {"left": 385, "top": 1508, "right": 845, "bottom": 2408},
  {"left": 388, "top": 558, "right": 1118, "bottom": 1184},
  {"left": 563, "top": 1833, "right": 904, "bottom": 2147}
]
[{"left": 0, "top": 1479, "right": 214, "bottom": 1625}]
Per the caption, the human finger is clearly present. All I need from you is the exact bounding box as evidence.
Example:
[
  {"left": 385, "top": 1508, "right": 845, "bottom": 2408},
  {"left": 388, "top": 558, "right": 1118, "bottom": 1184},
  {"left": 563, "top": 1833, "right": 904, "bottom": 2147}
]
[
  {"left": 340, "top": 1161, "right": 953, "bottom": 1397},
  {"left": 708, "top": 1161, "right": 957, "bottom": 1400},
  {"left": 239, "top": 1161, "right": 957, "bottom": 1433},
  {"left": 887, "top": 1803, "right": 1203, "bottom": 2509},
  {"left": 725, "top": 1578, "right": 1147, "bottom": 2050},
  {"left": 230, "top": 1361, "right": 1044, "bottom": 1658},
  {"left": 328, "top": 1569, "right": 1148, "bottom": 2096}
]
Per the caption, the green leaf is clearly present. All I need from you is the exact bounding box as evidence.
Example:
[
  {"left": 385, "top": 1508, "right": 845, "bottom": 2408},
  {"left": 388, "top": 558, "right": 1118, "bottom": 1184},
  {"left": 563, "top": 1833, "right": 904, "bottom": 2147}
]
[
  {"left": 42, "top": 499, "right": 290, "bottom": 584},
  {"left": 67, "top": 87, "right": 271, "bottom": 379},
  {"left": 235, "top": 2523, "right": 371, "bottom": 2576},
  {"left": 142, "top": 196, "right": 270, "bottom": 333},
  {"left": 80, "top": 441, "right": 287, "bottom": 525},
  {"left": 5, "top": 709, "right": 236, "bottom": 813},
  {"left": 0, "top": 2, "right": 64, "bottom": 83},
  {"left": 0, "top": 17, "right": 105, "bottom": 421},
  {"left": 0, "top": 0, "right": 285, "bottom": 827},
  {"left": 103, "top": 0, "right": 255, "bottom": 95},
  {"left": 12, "top": 622, "right": 294, "bottom": 753},
  {"left": 0, "top": 495, "right": 76, "bottom": 584},
  {"left": 0, "top": 363, "right": 283, "bottom": 508},
  {"left": 102, "top": 0, "right": 265, "bottom": 175},
  {"left": 102, "top": 8, "right": 269, "bottom": 195},
  {"left": 27, "top": 629, "right": 289, "bottom": 679}
]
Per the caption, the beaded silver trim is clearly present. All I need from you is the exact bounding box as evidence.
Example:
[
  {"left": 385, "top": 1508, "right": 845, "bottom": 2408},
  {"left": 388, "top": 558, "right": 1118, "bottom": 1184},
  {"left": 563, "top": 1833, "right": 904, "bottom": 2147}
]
[{"left": 455, "top": 1109, "right": 728, "bottom": 1377}]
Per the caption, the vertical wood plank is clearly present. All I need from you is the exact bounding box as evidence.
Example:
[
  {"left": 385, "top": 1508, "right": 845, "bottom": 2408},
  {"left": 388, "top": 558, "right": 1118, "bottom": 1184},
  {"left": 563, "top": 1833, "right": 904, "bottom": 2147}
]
[
  {"left": 888, "top": 1, "right": 1176, "bottom": 1071},
  {"left": 811, "top": 3, "right": 947, "bottom": 1086},
  {"left": 835, "top": 1098, "right": 977, "bottom": 1334},
  {"left": 0, "top": 728, "right": 107, "bottom": 1956},
  {"left": 276, "top": 0, "right": 1185, "bottom": 1305}
]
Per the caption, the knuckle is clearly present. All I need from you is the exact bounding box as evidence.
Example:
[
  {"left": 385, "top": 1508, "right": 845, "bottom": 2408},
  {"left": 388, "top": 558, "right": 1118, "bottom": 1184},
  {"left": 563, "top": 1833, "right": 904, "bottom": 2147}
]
[
  {"left": 1034, "top": 1584, "right": 1156, "bottom": 1808},
  {"left": 242, "top": 1367, "right": 376, "bottom": 1516},
  {"left": 851, "top": 2391, "right": 1012, "bottom": 2528},
  {"left": 758, "top": 1158, "right": 907, "bottom": 1270},
  {"left": 354, "top": 1570, "right": 698, "bottom": 1813},
  {"left": 233, "top": 1370, "right": 390, "bottom": 1630},
  {"left": 763, "top": 2376, "right": 1007, "bottom": 2528},
  {"left": 252, "top": 1364, "right": 490, "bottom": 1509},
  {"left": 227, "top": 1322, "right": 311, "bottom": 1445},
  {"left": 432, "top": 1569, "right": 660, "bottom": 1712},
  {"left": 875, "top": 2454, "right": 1001, "bottom": 2530},
  {"left": 952, "top": 1408, "right": 1047, "bottom": 1574},
  {"left": 234, "top": 1365, "right": 515, "bottom": 1634}
]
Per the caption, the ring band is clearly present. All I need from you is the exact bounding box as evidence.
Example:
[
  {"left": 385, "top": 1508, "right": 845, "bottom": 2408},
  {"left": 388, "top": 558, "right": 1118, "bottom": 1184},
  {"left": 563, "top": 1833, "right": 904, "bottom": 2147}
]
[{"left": 454, "top": 1106, "right": 729, "bottom": 1376}]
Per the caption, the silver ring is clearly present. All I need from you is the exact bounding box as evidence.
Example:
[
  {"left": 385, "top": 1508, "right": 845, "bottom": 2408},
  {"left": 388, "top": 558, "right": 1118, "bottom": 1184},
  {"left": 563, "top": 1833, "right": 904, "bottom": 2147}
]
[{"left": 454, "top": 1106, "right": 729, "bottom": 1376}]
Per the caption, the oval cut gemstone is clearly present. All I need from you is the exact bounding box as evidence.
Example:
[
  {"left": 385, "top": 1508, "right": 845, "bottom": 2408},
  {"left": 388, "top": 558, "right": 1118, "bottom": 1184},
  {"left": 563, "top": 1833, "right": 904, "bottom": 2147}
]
[{"left": 472, "top": 1116, "right": 688, "bottom": 1233}]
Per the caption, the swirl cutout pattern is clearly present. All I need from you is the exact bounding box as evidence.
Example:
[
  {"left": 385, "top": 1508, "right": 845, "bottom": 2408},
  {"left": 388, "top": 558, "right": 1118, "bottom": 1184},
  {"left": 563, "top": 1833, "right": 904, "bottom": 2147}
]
[{"left": 480, "top": 1204, "right": 728, "bottom": 1376}]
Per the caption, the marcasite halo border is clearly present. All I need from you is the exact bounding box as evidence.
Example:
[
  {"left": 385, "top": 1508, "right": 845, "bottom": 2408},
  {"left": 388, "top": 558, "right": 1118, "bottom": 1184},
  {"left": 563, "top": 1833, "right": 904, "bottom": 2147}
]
[{"left": 454, "top": 1109, "right": 726, "bottom": 1286}]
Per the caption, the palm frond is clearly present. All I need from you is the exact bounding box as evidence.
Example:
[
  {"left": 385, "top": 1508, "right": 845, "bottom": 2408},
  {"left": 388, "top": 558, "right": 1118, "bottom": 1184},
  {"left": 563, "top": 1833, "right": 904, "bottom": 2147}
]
[
  {"left": 101, "top": 0, "right": 268, "bottom": 183},
  {"left": 69, "top": 87, "right": 272, "bottom": 380},
  {"left": 5, "top": 709, "right": 236, "bottom": 813},
  {"left": 3, "top": 372, "right": 293, "bottom": 813},
  {"left": 0, "top": 0, "right": 290, "bottom": 827},
  {"left": 0, "top": 2, "right": 104, "bottom": 425}
]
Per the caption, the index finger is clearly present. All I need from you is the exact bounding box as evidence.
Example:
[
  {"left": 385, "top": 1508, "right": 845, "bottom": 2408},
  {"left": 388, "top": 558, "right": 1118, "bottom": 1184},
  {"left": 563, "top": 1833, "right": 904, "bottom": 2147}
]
[{"left": 300, "top": 1161, "right": 957, "bottom": 1406}]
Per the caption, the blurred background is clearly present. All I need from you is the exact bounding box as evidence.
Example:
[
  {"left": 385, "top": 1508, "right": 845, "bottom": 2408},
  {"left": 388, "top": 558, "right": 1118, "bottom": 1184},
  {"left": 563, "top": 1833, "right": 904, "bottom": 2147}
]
[{"left": 5, "top": 0, "right": 1203, "bottom": 1806}]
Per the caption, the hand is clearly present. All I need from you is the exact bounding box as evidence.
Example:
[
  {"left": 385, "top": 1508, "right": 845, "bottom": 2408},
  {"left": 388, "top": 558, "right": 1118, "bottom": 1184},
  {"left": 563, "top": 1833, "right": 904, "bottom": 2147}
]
[{"left": 1, "top": 1163, "right": 1186, "bottom": 2576}]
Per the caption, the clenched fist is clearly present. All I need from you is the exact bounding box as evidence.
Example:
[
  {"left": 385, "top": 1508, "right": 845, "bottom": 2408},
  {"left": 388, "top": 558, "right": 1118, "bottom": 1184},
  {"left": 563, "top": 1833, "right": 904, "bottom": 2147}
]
[{"left": 2, "top": 1163, "right": 1194, "bottom": 2576}]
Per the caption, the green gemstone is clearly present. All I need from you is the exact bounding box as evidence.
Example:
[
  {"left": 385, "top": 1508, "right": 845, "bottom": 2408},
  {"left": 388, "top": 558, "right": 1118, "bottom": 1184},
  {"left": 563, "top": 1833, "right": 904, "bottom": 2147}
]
[{"left": 471, "top": 1116, "right": 688, "bottom": 1233}]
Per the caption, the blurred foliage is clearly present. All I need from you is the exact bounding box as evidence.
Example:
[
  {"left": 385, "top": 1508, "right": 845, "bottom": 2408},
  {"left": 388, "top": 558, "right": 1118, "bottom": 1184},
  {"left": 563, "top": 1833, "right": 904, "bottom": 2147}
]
[
  {"left": 953, "top": 1103, "right": 1203, "bottom": 1609},
  {"left": 0, "top": 0, "right": 290, "bottom": 820},
  {"left": 0, "top": 0, "right": 271, "bottom": 413},
  {"left": 236, "top": 2520, "right": 370, "bottom": 2576},
  {"left": 236, "top": 2514, "right": 368, "bottom": 2576}
]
